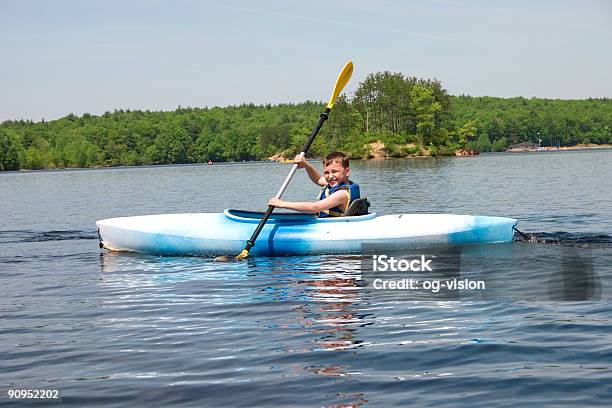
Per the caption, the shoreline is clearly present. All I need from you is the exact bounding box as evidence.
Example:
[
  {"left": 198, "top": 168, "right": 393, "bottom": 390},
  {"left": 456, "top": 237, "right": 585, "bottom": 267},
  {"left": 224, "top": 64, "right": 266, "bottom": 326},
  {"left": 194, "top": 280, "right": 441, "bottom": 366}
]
[
  {"left": 2, "top": 144, "right": 610, "bottom": 173},
  {"left": 269, "top": 143, "right": 612, "bottom": 162},
  {"left": 506, "top": 143, "right": 612, "bottom": 153}
]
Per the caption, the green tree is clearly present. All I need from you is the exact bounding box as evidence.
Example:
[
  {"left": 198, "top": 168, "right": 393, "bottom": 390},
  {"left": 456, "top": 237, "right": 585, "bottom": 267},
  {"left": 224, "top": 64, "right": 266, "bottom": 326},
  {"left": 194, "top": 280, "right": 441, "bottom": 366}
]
[
  {"left": 492, "top": 137, "right": 508, "bottom": 152},
  {"left": 476, "top": 133, "right": 492, "bottom": 152},
  {"left": 0, "top": 131, "right": 21, "bottom": 170},
  {"left": 153, "top": 124, "right": 191, "bottom": 164},
  {"left": 23, "top": 147, "right": 46, "bottom": 169},
  {"left": 410, "top": 84, "right": 441, "bottom": 145},
  {"left": 455, "top": 119, "right": 477, "bottom": 146}
]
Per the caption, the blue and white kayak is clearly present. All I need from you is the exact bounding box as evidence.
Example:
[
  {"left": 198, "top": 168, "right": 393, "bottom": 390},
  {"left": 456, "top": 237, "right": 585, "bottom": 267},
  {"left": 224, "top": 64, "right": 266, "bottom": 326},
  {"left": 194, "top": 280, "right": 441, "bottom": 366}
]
[{"left": 96, "top": 209, "right": 517, "bottom": 257}]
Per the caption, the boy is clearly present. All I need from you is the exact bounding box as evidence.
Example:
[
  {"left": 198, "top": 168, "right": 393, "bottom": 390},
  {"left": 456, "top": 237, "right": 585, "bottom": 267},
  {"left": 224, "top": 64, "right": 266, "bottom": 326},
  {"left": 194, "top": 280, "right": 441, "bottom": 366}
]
[{"left": 268, "top": 151, "right": 360, "bottom": 217}]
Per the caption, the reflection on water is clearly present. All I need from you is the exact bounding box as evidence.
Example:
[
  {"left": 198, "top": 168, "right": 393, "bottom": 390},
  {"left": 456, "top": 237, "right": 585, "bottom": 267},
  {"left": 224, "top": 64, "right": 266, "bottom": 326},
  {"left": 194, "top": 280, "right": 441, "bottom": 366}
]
[
  {"left": 98, "top": 252, "right": 369, "bottom": 351},
  {"left": 92, "top": 239, "right": 611, "bottom": 407},
  {"left": 99, "top": 248, "right": 550, "bottom": 354}
]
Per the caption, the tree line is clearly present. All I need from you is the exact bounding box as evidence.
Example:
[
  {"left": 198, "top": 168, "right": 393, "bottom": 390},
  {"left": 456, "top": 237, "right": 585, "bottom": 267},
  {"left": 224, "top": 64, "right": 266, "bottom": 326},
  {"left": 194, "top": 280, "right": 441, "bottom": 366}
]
[
  {"left": 1, "top": 72, "right": 610, "bottom": 170},
  {"left": 452, "top": 95, "right": 611, "bottom": 152}
]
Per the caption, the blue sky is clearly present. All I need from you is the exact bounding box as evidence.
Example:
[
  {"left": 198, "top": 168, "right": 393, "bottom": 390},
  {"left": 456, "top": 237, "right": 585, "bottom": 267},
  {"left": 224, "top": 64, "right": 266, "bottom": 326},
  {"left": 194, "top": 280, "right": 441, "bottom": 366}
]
[{"left": 1, "top": 0, "right": 611, "bottom": 121}]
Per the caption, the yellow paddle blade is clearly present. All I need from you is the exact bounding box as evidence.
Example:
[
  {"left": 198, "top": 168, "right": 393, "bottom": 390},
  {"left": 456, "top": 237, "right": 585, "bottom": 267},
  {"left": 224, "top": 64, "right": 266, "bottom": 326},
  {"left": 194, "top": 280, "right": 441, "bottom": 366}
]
[
  {"left": 235, "top": 249, "right": 250, "bottom": 261},
  {"left": 326, "top": 60, "right": 353, "bottom": 110}
]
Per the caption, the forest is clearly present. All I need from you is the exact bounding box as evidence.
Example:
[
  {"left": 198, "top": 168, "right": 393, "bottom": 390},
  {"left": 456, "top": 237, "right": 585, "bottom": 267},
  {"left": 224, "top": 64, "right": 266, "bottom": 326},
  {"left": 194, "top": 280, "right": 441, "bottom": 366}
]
[{"left": 1, "top": 71, "right": 610, "bottom": 170}]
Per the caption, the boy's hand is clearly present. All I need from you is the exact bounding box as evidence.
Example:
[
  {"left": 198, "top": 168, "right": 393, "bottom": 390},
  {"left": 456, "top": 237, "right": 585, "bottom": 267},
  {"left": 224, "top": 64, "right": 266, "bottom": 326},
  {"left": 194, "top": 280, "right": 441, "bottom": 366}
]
[
  {"left": 268, "top": 197, "right": 284, "bottom": 208},
  {"left": 294, "top": 154, "right": 307, "bottom": 168}
]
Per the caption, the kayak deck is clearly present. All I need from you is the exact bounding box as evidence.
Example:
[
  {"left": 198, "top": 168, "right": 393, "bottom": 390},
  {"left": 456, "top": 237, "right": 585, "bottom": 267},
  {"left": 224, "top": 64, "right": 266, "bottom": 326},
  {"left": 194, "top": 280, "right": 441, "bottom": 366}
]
[{"left": 96, "top": 210, "right": 518, "bottom": 257}]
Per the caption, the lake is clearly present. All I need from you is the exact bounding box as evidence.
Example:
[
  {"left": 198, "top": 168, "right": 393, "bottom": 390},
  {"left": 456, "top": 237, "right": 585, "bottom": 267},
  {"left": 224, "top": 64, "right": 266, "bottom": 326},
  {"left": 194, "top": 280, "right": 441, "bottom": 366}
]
[{"left": 1, "top": 149, "right": 611, "bottom": 407}]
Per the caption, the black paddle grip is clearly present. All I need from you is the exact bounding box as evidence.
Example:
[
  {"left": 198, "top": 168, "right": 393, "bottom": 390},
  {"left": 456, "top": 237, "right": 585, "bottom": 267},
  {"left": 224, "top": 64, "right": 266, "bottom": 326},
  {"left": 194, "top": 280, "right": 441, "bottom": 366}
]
[
  {"left": 301, "top": 108, "right": 330, "bottom": 154},
  {"left": 244, "top": 205, "right": 276, "bottom": 250}
]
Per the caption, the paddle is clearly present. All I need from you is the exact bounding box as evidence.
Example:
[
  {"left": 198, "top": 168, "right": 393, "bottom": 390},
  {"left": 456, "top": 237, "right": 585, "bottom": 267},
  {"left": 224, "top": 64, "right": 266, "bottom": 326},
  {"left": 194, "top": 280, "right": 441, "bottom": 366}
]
[{"left": 234, "top": 61, "right": 354, "bottom": 260}]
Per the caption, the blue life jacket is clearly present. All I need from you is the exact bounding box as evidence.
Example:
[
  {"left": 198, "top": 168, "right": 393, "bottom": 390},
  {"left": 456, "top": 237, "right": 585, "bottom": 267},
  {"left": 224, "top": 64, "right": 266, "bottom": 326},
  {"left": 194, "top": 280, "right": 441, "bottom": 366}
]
[{"left": 318, "top": 180, "right": 360, "bottom": 218}]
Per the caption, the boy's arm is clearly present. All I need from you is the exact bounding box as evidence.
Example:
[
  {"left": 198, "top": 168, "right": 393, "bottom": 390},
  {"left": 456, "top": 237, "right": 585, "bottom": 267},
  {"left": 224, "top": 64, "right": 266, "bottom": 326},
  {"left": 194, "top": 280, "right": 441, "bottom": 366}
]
[
  {"left": 295, "top": 154, "right": 327, "bottom": 187},
  {"left": 269, "top": 190, "right": 349, "bottom": 214}
]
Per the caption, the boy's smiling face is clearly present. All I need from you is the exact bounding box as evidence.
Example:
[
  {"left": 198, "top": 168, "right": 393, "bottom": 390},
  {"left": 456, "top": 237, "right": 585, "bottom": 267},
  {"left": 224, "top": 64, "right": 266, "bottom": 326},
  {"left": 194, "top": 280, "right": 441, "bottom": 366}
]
[{"left": 323, "top": 160, "right": 350, "bottom": 187}]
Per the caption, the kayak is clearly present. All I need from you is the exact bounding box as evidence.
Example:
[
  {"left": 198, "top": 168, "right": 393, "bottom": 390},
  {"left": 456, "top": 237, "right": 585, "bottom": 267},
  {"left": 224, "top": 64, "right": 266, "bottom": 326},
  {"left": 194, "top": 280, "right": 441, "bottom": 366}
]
[{"left": 96, "top": 209, "right": 517, "bottom": 257}]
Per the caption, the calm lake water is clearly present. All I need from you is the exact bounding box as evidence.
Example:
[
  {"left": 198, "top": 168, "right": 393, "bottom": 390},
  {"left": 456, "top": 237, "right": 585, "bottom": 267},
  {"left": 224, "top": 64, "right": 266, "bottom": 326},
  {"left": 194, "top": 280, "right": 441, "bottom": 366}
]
[{"left": 1, "top": 149, "right": 611, "bottom": 407}]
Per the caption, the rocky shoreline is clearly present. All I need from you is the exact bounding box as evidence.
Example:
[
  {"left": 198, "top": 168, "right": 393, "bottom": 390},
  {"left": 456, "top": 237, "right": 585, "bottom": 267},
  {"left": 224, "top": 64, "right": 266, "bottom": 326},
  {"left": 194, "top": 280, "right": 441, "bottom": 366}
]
[{"left": 268, "top": 142, "right": 610, "bottom": 162}]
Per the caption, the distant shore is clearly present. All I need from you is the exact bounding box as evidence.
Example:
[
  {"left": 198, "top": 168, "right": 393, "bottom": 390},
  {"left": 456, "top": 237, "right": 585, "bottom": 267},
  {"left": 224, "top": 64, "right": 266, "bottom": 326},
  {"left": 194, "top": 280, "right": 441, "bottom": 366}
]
[
  {"left": 2, "top": 143, "right": 610, "bottom": 173},
  {"left": 267, "top": 142, "right": 612, "bottom": 162},
  {"left": 506, "top": 143, "right": 612, "bottom": 153}
]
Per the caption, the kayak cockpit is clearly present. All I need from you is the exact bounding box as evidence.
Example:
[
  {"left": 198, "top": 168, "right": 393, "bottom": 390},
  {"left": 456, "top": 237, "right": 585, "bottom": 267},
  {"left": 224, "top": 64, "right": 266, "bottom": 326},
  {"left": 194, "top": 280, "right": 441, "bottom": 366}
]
[{"left": 224, "top": 209, "right": 376, "bottom": 223}]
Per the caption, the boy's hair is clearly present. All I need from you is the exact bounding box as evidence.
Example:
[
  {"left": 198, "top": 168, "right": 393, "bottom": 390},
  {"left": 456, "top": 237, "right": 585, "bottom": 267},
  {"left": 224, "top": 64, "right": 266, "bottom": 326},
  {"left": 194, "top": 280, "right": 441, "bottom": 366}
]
[{"left": 323, "top": 151, "right": 349, "bottom": 168}]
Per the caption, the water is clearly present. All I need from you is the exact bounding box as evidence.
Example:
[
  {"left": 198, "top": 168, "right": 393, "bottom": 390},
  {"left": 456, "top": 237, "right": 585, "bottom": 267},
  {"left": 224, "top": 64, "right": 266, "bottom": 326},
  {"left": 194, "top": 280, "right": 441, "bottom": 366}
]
[{"left": 1, "top": 149, "right": 611, "bottom": 407}]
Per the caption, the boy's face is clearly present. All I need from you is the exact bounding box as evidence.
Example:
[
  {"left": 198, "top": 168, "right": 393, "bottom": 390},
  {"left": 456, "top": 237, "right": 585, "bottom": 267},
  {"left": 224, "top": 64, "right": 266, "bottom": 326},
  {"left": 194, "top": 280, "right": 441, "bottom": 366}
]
[{"left": 323, "top": 160, "right": 350, "bottom": 187}]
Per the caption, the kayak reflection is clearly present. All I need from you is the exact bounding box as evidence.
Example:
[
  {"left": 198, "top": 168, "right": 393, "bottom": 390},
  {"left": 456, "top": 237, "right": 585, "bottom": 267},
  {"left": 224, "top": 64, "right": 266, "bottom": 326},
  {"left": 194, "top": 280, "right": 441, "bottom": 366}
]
[
  {"left": 97, "top": 252, "right": 365, "bottom": 305},
  {"left": 98, "top": 252, "right": 369, "bottom": 351}
]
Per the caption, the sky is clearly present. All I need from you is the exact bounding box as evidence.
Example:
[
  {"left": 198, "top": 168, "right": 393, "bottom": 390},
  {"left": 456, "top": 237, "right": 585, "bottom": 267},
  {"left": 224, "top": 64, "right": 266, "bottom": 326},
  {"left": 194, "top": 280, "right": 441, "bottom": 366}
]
[{"left": 1, "top": 0, "right": 611, "bottom": 122}]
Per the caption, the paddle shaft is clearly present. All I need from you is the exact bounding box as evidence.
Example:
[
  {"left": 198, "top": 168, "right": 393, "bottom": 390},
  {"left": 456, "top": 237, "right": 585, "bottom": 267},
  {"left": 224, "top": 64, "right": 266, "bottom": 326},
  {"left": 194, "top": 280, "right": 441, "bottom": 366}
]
[{"left": 242, "top": 108, "right": 331, "bottom": 252}]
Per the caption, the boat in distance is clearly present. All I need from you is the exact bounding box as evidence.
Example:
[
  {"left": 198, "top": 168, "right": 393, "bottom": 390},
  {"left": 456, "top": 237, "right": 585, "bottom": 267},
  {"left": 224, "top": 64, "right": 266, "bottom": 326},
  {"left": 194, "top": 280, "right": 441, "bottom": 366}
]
[{"left": 96, "top": 209, "right": 518, "bottom": 257}]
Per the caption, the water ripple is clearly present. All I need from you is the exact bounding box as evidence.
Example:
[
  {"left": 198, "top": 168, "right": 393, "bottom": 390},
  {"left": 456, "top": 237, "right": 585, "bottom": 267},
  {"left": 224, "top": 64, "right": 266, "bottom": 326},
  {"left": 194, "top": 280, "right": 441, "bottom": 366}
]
[{"left": 2, "top": 153, "right": 611, "bottom": 407}]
